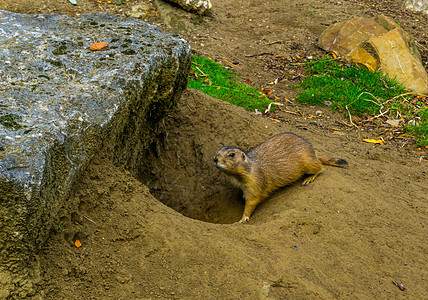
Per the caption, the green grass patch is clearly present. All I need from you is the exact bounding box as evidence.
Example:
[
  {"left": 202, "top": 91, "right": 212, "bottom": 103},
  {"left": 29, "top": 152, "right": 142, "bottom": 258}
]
[
  {"left": 296, "top": 57, "right": 407, "bottom": 115},
  {"left": 296, "top": 56, "right": 427, "bottom": 146},
  {"left": 188, "top": 55, "right": 272, "bottom": 112},
  {"left": 407, "top": 108, "right": 428, "bottom": 147}
]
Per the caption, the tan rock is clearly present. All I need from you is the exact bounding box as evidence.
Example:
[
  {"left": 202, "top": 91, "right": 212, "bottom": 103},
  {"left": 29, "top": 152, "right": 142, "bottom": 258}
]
[
  {"left": 319, "top": 17, "right": 387, "bottom": 57},
  {"left": 319, "top": 15, "right": 428, "bottom": 95},
  {"left": 348, "top": 47, "right": 378, "bottom": 71},
  {"left": 366, "top": 28, "right": 428, "bottom": 94}
]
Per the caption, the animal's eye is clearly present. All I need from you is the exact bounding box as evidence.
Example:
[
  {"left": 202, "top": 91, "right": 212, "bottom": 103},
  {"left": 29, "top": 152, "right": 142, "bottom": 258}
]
[{"left": 228, "top": 152, "right": 235, "bottom": 157}]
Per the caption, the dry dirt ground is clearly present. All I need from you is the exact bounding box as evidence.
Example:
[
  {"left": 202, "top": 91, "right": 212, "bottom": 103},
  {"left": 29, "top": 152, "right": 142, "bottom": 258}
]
[{"left": 1, "top": 0, "right": 427, "bottom": 299}]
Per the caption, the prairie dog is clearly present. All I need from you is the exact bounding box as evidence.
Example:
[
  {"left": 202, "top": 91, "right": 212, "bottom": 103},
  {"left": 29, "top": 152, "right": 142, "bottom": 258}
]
[{"left": 214, "top": 132, "right": 348, "bottom": 223}]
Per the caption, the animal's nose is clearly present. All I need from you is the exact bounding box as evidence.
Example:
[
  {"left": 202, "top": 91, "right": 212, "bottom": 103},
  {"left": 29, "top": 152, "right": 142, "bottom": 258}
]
[{"left": 213, "top": 157, "right": 218, "bottom": 163}]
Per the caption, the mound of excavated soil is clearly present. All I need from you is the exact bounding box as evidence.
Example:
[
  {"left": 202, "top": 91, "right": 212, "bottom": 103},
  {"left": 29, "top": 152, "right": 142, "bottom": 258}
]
[
  {"left": 38, "top": 89, "right": 427, "bottom": 299},
  {"left": 1, "top": 0, "right": 427, "bottom": 298}
]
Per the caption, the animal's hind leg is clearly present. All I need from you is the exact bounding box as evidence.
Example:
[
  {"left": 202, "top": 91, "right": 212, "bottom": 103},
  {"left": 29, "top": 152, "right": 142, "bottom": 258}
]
[
  {"left": 301, "top": 173, "right": 319, "bottom": 186},
  {"left": 301, "top": 158, "right": 323, "bottom": 186}
]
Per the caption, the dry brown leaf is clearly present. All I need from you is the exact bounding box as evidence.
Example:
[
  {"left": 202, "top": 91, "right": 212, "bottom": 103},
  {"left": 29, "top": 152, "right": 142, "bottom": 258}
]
[
  {"left": 89, "top": 42, "right": 110, "bottom": 51},
  {"left": 260, "top": 87, "right": 274, "bottom": 94}
]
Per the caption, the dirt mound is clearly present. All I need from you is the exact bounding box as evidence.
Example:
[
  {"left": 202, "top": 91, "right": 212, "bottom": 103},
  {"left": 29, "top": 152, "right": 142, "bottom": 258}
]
[
  {"left": 38, "top": 89, "right": 427, "bottom": 299},
  {"left": 1, "top": 0, "right": 427, "bottom": 298}
]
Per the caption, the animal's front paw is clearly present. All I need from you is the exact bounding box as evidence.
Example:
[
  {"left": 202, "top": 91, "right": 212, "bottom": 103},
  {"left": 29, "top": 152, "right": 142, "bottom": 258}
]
[{"left": 239, "top": 217, "right": 250, "bottom": 224}]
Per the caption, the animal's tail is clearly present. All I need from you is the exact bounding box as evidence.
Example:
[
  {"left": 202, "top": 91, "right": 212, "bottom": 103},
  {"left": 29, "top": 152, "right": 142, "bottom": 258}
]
[{"left": 318, "top": 156, "right": 348, "bottom": 167}]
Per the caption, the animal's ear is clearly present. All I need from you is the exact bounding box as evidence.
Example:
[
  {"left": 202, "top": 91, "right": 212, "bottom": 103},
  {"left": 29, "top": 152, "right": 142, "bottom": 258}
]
[{"left": 242, "top": 153, "right": 246, "bottom": 160}]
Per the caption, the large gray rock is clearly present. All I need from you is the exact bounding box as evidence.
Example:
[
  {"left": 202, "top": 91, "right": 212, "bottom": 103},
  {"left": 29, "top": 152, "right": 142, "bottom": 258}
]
[{"left": 0, "top": 10, "right": 191, "bottom": 298}]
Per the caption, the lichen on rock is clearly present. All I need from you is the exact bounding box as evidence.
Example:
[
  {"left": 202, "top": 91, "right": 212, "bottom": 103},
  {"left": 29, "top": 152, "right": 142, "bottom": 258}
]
[{"left": 0, "top": 10, "right": 191, "bottom": 298}]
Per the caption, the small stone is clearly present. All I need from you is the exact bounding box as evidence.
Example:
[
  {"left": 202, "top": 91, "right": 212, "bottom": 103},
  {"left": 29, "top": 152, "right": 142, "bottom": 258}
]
[
  {"left": 129, "top": 4, "right": 150, "bottom": 19},
  {"left": 167, "top": 0, "right": 212, "bottom": 15},
  {"left": 386, "top": 119, "right": 400, "bottom": 127},
  {"left": 315, "top": 110, "right": 323, "bottom": 116}
]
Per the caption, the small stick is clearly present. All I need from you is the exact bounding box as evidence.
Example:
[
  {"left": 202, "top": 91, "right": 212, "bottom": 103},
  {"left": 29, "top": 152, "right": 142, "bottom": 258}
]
[
  {"left": 392, "top": 281, "right": 405, "bottom": 291},
  {"left": 245, "top": 52, "right": 274, "bottom": 57},
  {"left": 345, "top": 105, "right": 358, "bottom": 128},
  {"left": 83, "top": 215, "right": 96, "bottom": 224},
  {"left": 263, "top": 40, "right": 283, "bottom": 46},
  {"left": 195, "top": 66, "right": 207, "bottom": 77},
  {"left": 416, "top": 41, "right": 428, "bottom": 52},
  {"left": 222, "top": 57, "right": 241, "bottom": 69},
  {"left": 283, "top": 110, "right": 299, "bottom": 115}
]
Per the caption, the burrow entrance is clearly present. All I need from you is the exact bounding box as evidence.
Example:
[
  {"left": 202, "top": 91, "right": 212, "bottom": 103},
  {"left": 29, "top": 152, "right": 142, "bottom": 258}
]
[
  {"left": 138, "top": 127, "right": 244, "bottom": 224},
  {"left": 135, "top": 89, "right": 280, "bottom": 224}
]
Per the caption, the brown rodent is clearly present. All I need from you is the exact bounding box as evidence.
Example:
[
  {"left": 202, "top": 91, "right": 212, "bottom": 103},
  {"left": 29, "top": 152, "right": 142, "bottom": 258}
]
[{"left": 213, "top": 132, "right": 348, "bottom": 223}]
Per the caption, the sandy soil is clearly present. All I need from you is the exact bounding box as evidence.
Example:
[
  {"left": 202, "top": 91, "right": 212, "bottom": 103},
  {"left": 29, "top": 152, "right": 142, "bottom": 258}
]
[{"left": 1, "top": 0, "right": 427, "bottom": 299}]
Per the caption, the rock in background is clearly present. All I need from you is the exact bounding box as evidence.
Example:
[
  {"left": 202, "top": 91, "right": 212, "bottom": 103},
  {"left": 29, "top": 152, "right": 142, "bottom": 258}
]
[
  {"left": 319, "top": 15, "right": 428, "bottom": 94},
  {"left": 0, "top": 10, "right": 190, "bottom": 298},
  {"left": 404, "top": 0, "right": 428, "bottom": 14},
  {"left": 164, "top": 0, "right": 212, "bottom": 15}
]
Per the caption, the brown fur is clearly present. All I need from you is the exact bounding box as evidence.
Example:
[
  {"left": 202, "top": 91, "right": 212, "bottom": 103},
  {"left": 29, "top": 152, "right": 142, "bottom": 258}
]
[{"left": 213, "top": 132, "right": 348, "bottom": 223}]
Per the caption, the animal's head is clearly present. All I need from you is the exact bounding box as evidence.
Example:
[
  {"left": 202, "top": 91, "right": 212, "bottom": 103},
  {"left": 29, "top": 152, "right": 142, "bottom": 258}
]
[{"left": 213, "top": 147, "right": 249, "bottom": 175}]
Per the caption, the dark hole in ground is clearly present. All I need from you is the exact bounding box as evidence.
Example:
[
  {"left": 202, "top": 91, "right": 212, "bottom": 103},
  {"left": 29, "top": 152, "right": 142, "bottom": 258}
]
[
  {"left": 134, "top": 89, "right": 281, "bottom": 224},
  {"left": 138, "top": 132, "right": 244, "bottom": 224}
]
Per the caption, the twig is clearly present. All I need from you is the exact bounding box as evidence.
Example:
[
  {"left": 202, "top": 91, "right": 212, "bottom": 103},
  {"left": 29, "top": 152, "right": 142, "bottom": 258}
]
[
  {"left": 345, "top": 105, "right": 358, "bottom": 127},
  {"left": 385, "top": 92, "right": 428, "bottom": 103},
  {"left": 263, "top": 40, "right": 283, "bottom": 46},
  {"left": 265, "top": 102, "right": 284, "bottom": 113},
  {"left": 416, "top": 41, "right": 428, "bottom": 52},
  {"left": 367, "top": 108, "right": 390, "bottom": 121},
  {"left": 283, "top": 110, "right": 300, "bottom": 115},
  {"left": 356, "top": 92, "right": 383, "bottom": 107},
  {"left": 83, "top": 215, "right": 96, "bottom": 224},
  {"left": 245, "top": 52, "right": 274, "bottom": 57},
  {"left": 195, "top": 66, "right": 207, "bottom": 77},
  {"left": 222, "top": 57, "right": 241, "bottom": 69},
  {"left": 400, "top": 139, "right": 409, "bottom": 148}
]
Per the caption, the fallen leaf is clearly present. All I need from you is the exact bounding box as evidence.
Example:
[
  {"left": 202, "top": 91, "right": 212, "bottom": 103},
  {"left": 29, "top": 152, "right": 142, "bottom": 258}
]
[
  {"left": 342, "top": 121, "right": 354, "bottom": 127},
  {"left": 89, "top": 42, "right": 110, "bottom": 51},
  {"left": 75, "top": 240, "right": 82, "bottom": 248},
  {"left": 386, "top": 119, "right": 401, "bottom": 127},
  {"left": 245, "top": 78, "right": 252, "bottom": 84},
  {"left": 363, "top": 139, "right": 384, "bottom": 145},
  {"left": 306, "top": 114, "right": 314, "bottom": 119},
  {"left": 260, "top": 87, "right": 274, "bottom": 94}
]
